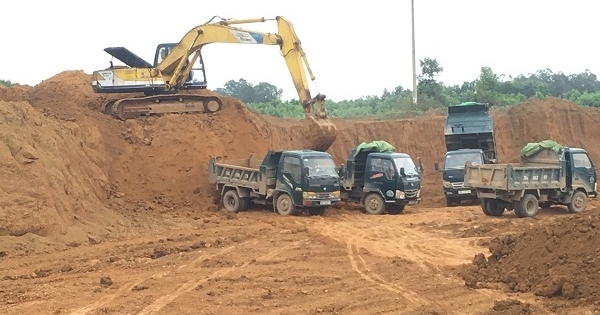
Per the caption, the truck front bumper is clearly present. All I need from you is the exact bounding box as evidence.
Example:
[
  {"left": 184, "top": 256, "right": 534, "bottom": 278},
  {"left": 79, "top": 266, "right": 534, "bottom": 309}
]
[
  {"left": 387, "top": 198, "right": 421, "bottom": 206},
  {"left": 444, "top": 188, "right": 478, "bottom": 200},
  {"left": 302, "top": 198, "right": 341, "bottom": 207}
]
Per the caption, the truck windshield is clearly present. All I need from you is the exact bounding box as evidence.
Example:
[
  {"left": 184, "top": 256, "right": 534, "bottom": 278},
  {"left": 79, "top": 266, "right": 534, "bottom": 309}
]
[
  {"left": 444, "top": 152, "right": 483, "bottom": 169},
  {"left": 303, "top": 157, "right": 338, "bottom": 177},
  {"left": 393, "top": 157, "right": 419, "bottom": 176}
]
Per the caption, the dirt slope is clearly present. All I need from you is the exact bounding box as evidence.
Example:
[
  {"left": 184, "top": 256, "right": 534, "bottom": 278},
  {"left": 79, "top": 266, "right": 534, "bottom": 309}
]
[{"left": 0, "top": 100, "right": 128, "bottom": 249}]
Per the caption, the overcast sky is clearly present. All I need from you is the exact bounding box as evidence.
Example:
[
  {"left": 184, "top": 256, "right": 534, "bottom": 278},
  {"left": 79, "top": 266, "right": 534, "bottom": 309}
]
[{"left": 3, "top": 0, "right": 597, "bottom": 101}]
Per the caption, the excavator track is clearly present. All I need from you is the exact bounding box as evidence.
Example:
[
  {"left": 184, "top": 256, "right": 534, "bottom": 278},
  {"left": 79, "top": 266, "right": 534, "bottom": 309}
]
[{"left": 103, "top": 94, "right": 224, "bottom": 120}]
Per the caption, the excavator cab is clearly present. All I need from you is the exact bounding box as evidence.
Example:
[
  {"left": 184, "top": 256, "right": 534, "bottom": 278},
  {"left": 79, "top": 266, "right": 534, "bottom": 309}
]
[{"left": 153, "top": 43, "right": 207, "bottom": 89}]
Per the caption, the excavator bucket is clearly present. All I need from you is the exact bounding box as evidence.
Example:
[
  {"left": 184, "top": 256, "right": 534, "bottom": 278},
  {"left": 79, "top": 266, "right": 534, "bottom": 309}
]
[{"left": 303, "top": 116, "right": 338, "bottom": 152}]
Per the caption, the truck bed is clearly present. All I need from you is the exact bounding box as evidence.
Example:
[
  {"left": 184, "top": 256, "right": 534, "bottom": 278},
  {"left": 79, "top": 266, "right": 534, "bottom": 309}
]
[
  {"left": 464, "top": 162, "right": 562, "bottom": 191},
  {"left": 208, "top": 154, "right": 268, "bottom": 190}
]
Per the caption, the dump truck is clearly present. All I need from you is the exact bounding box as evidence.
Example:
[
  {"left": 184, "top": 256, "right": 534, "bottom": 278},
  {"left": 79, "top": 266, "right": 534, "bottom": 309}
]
[
  {"left": 434, "top": 102, "right": 497, "bottom": 206},
  {"left": 208, "top": 150, "right": 341, "bottom": 216},
  {"left": 464, "top": 140, "right": 597, "bottom": 218},
  {"left": 337, "top": 141, "right": 423, "bottom": 215}
]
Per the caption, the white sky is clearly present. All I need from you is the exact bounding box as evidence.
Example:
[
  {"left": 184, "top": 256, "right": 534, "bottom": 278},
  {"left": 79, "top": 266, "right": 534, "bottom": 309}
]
[{"left": 3, "top": 1, "right": 598, "bottom": 101}]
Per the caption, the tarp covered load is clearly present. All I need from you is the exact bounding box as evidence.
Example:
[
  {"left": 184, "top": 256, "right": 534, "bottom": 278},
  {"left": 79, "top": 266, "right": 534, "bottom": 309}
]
[
  {"left": 520, "top": 140, "right": 564, "bottom": 158},
  {"left": 353, "top": 140, "right": 396, "bottom": 157}
]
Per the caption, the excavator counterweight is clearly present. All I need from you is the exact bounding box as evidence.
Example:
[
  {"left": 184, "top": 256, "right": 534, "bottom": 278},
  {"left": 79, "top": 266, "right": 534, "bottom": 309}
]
[{"left": 91, "top": 16, "right": 337, "bottom": 151}]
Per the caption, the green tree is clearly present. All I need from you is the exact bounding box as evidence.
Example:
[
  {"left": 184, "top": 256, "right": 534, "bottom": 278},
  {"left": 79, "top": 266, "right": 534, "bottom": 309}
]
[
  {"left": 0, "top": 79, "right": 13, "bottom": 87},
  {"left": 215, "top": 78, "right": 283, "bottom": 103}
]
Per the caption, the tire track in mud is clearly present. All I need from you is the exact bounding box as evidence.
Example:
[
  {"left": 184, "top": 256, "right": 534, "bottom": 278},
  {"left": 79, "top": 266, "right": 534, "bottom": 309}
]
[
  {"left": 68, "top": 242, "right": 252, "bottom": 315},
  {"left": 135, "top": 239, "right": 307, "bottom": 315},
  {"left": 346, "top": 242, "right": 428, "bottom": 307},
  {"left": 307, "top": 214, "right": 476, "bottom": 272}
]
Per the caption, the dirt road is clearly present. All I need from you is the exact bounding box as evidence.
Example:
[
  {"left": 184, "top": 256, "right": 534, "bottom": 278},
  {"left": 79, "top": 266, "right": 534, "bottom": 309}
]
[{"left": 2, "top": 203, "right": 597, "bottom": 315}]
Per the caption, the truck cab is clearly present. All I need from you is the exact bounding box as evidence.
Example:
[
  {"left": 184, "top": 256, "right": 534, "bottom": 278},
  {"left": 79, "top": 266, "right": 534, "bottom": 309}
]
[
  {"left": 562, "top": 148, "right": 597, "bottom": 199},
  {"left": 270, "top": 150, "right": 341, "bottom": 215},
  {"left": 435, "top": 149, "right": 488, "bottom": 206},
  {"left": 339, "top": 149, "right": 423, "bottom": 215}
]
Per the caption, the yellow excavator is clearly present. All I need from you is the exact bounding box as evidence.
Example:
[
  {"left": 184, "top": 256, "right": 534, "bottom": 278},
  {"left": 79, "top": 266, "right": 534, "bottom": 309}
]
[{"left": 91, "top": 16, "right": 337, "bottom": 151}]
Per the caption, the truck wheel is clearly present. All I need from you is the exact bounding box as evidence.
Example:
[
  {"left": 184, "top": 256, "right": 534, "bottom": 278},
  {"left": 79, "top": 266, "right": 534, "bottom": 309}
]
[
  {"left": 487, "top": 200, "right": 505, "bottom": 217},
  {"left": 275, "top": 193, "right": 297, "bottom": 216},
  {"left": 481, "top": 199, "right": 491, "bottom": 215},
  {"left": 388, "top": 205, "right": 405, "bottom": 215},
  {"left": 568, "top": 191, "right": 588, "bottom": 213},
  {"left": 222, "top": 190, "right": 243, "bottom": 213},
  {"left": 363, "top": 193, "right": 386, "bottom": 215},
  {"left": 515, "top": 194, "right": 539, "bottom": 218}
]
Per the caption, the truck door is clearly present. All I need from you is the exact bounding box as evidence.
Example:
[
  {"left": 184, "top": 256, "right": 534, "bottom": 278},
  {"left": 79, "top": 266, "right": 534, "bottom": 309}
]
[
  {"left": 365, "top": 157, "right": 396, "bottom": 201},
  {"left": 571, "top": 152, "right": 596, "bottom": 194},
  {"left": 277, "top": 156, "right": 303, "bottom": 204}
]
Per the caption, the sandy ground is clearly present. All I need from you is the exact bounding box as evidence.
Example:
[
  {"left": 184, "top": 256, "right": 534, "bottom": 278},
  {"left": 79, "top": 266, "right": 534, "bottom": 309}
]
[{"left": 2, "top": 202, "right": 598, "bottom": 315}]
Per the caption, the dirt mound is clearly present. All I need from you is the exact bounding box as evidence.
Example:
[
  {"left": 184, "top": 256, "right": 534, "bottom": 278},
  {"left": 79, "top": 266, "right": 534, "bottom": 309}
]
[
  {"left": 460, "top": 211, "right": 600, "bottom": 309},
  {"left": 107, "top": 96, "right": 274, "bottom": 203},
  {"left": 0, "top": 100, "right": 128, "bottom": 249}
]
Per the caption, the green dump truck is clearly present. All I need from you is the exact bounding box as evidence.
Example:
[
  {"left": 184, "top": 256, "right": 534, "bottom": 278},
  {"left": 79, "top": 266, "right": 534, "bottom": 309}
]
[
  {"left": 464, "top": 140, "right": 597, "bottom": 218},
  {"left": 208, "top": 150, "right": 341, "bottom": 216},
  {"left": 337, "top": 141, "right": 424, "bottom": 215},
  {"left": 434, "top": 102, "right": 498, "bottom": 206}
]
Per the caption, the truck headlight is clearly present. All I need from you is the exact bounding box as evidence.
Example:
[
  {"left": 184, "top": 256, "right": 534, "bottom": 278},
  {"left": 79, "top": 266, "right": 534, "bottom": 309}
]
[
  {"left": 303, "top": 192, "right": 316, "bottom": 199},
  {"left": 331, "top": 191, "right": 340, "bottom": 198},
  {"left": 395, "top": 190, "right": 405, "bottom": 199},
  {"left": 443, "top": 181, "right": 452, "bottom": 188}
]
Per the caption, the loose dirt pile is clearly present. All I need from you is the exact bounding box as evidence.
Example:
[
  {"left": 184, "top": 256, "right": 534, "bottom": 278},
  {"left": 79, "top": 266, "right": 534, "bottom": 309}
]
[
  {"left": 0, "top": 100, "right": 127, "bottom": 250},
  {"left": 461, "top": 212, "right": 600, "bottom": 310}
]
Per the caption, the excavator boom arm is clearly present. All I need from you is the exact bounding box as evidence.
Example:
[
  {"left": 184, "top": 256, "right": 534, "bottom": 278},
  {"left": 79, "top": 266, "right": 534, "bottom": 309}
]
[{"left": 157, "top": 16, "right": 326, "bottom": 118}]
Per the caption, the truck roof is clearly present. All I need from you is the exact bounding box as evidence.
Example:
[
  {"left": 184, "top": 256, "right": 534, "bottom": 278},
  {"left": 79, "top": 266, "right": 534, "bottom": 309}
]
[
  {"left": 445, "top": 148, "right": 484, "bottom": 155},
  {"left": 367, "top": 152, "right": 411, "bottom": 159},
  {"left": 278, "top": 149, "right": 332, "bottom": 157}
]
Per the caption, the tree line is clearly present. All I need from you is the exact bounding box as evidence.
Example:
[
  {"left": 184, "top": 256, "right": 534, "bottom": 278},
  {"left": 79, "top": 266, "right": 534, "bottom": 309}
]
[{"left": 215, "top": 58, "right": 600, "bottom": 119}]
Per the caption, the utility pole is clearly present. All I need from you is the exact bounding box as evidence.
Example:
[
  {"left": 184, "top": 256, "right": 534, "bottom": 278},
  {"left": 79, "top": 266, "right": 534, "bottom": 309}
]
[{"left": 411, "top": 0, "right": 417, "bottom": 105}]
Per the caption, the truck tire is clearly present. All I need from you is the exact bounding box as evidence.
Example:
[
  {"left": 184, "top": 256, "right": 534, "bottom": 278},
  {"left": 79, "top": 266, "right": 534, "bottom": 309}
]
[
  {"left": 275, "top": 193, "right": 297, "bottom": 216},
  {"left": 222, "top": 189, "right": 243, "bottom": 213},
  {"left": 363, "top": 193, "right": 386, "bottom": 215},
  {"left": 568, "top": 190, "right": 588, "bottom": 213},
  {"left": 487, "top": 199, "right": 505, "bottom": 217},
  {"left": 515, "top": 194, "right": 539, "bottom": 218},
  {"left": 388, "top": 205, "right": 405, "bottom": 215}
]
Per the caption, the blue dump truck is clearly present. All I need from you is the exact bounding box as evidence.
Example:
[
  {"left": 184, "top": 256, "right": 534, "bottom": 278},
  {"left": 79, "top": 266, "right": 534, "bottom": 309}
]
[
  {"left": 337, "top": 141, "right": 423, "bottom": 215},
  {"left": 208, "top": 150, "right": 341, "bottom": 216},
  {"left": 434, "top": 102, "right": 498, "bottom": 206},
  {"left": 464, "top": 140, "right": 597, "bottom": 218}
]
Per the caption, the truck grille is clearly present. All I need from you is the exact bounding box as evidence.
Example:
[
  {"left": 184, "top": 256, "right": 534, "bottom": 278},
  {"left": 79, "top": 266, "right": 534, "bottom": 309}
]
[
  {"left": 451, "top": 182, "right": 465, "bottom": 189},
  {"left": 405, "top": 189, "right": 418, "bottom": 198},
  {"left": 317, "top": 193, "right": 330, "bottom": 199}
]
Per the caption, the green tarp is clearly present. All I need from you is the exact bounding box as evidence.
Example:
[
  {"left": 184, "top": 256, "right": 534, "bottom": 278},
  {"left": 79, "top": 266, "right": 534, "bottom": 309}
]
[
  {"left": 520, "top": 140, "right": 564, "bottom": 158},
  {"left": 353, "top": 140, "right": 396, "bottom": 157}
]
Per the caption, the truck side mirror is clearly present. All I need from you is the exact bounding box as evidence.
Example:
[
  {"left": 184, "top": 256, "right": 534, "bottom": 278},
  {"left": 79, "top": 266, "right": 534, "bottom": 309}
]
[
  {"left": 303, "top": 166, "right": 310, "bottom": 175},
  {"left": 434, "top": 162, "right": 439, "bottom": 171},
  {"left": 400, "top": 167, "right": 406, "bottom": 178},
  {"left": 339, "top": 164, "right": 346, "bottom": 177},
  {"left": 417, "top": 157, "right": 424, "bottom": 173}
]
